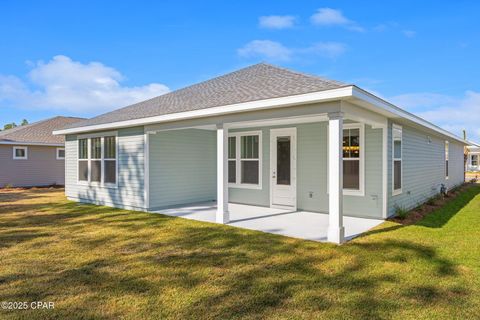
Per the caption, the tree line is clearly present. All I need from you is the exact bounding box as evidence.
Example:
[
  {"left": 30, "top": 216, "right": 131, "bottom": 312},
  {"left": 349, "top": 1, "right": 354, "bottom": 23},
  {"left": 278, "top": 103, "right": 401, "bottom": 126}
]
[{"left": 0, "top": 119, "right": 29, "bottom": 131}]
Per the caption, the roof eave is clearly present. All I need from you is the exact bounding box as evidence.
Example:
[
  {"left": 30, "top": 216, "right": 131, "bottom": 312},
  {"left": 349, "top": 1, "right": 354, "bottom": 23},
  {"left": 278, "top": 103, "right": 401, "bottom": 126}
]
[
  {"left": 350, "top": 86, "right": 467, "bottom": 144},
  {"left": 53, "top": 86, "right": 354, "bottom": 135},
  {"left": 0, "top": 141, "right": 64, "bottom": 147},
  {"left": 53, "top": 85, "right": 467, "bottom": 145}
]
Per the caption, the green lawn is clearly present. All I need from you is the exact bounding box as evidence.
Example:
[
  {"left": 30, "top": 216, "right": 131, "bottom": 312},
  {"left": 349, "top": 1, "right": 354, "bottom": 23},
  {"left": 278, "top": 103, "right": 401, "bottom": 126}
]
[{"left": 0, "top": 187, "right": 479, "bottom": 319}]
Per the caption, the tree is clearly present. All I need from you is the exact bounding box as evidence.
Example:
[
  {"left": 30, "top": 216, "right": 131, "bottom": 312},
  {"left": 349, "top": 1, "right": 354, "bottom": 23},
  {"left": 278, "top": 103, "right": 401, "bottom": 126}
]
[
  {"left": 21, "top": 119, "right": 28, "bottom": 126},
  {"left": 3, "top": 122, "right": 17, "bottom": 130}
]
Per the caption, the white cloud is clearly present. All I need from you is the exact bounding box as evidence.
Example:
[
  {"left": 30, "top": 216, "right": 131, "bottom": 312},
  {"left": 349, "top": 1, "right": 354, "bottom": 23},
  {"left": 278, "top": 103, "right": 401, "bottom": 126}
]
[
  {"left": 310, "top": 8, "right": 364, "bottom": 32},
  {"left": 238, "top": 40, "right": 292, "bottom": 61},
  {"left": 403, "top": 30, "right": 416, "bottom": 38},
  {"left": 390, "top": 91, "right": 480, "bottom": 142},
  {"left": 259, "top": 15, "right": 296, "bottom": 29},
  {"left": 238, "top": 40, "right": 346, "bottom": 61},
  {"left": 0, "top": 55, "right": 170, "bottom": 114}
]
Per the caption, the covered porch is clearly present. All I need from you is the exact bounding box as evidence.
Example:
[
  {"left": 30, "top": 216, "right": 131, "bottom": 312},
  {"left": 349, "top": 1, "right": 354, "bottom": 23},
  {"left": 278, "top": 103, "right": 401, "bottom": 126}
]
[
  {"left": 153, "top": 202, "right": 384, "bottom": 242},
  {"left": 145, "top": 99, "right": 388, "bottom": 244}
]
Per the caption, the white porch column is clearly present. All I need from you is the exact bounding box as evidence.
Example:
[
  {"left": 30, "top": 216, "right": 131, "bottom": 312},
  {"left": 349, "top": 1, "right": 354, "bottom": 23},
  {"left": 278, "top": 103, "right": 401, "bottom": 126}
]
[
  {"left": 216, "top": 123, "right": 230, "bottom": 224},
  {"left": 328, "top": 112, "right": 345, "bottom": 244}
]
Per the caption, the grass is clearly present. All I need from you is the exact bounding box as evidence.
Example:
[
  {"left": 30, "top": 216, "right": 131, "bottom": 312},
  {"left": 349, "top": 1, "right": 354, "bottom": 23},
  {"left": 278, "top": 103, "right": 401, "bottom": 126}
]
[{"left": 0, "top": 187, "right": 480, "bottom": 319}]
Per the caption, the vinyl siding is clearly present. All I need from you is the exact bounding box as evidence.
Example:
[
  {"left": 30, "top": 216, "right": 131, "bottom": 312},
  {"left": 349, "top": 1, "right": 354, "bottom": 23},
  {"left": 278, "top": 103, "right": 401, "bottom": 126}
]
[
  {"left": 148, "top": 129, "right": 217, "bottom": 209},
  {"left": 387, "top": 121, "right": 465, "bottom": 216},
  {"left": 0, "top": 145, "right": 65, "bottom": 187},
  {"left": 65, "top": 126, "right": 146, "bottom": 210},
  {"left": 230, "top": 122, "right": 384, "bottom": 219}
]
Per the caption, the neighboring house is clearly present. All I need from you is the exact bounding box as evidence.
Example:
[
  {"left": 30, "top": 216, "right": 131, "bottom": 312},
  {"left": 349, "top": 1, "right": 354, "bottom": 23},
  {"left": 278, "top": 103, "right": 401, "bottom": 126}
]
[
  {"left": 0, "top": 116, "right": 84, "bottom": 187},
  {"left": 54, "top": 64, "right": 467, "bottom": 243},
  {"left": 467, "top": 145, "right": 480, "bottom": 172}
]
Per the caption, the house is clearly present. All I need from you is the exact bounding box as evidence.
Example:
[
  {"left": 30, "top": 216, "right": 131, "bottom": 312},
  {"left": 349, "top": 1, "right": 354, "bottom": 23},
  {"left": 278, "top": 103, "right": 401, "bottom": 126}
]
[
  {"left": 467, "top": 145, "right": 480, "bottom": 172},
  {"left": 0, "top": 116, "right": 84, "bottom": 187},
  {"left": 53, "top": 64, "right": 466, "bottom": 243}
]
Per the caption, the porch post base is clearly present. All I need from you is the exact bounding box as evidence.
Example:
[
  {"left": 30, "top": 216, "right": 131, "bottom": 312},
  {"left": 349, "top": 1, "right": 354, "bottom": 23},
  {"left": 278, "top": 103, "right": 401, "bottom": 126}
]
[
  {"left": 327, "top": 226, "right": 345, "bottom": 244},
  {"left": 216, "top": 210, "right": 230, "bottom": 224}
]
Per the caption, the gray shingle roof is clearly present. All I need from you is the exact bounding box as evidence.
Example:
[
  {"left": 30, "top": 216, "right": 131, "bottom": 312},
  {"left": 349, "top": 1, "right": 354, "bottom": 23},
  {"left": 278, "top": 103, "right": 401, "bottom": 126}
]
[
  {"left": 64, "top": 63, "right": 347, "bottom": 130},
  {"left": 0, "top": 116, "right": 85, "bottom": 144}
]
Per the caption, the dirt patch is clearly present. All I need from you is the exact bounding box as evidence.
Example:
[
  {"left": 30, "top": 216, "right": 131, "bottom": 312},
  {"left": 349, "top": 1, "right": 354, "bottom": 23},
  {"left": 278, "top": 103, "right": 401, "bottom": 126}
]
[{"left": 388, "top": 183, "right": 474, "bottom": 225}]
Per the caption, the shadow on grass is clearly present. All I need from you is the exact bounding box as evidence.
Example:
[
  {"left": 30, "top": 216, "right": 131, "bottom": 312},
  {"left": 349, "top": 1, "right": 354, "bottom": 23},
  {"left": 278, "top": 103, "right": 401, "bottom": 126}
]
[
  {"left": 359, "top": 185, "right": 480, "bottom": 240},
  {"left": 417, "top": 185, "right": 480, "bottom": 228},
  {"left": 0, "top": 188, "right": 476, "bottom": 319},
  {"left": 133, "top": 224, "right": 468, "bottom": 319}
]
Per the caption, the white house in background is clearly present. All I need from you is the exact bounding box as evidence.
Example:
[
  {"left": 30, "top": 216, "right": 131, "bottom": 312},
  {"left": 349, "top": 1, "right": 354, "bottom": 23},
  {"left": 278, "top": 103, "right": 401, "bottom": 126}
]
[
  {"left": 53, "top": 64, "right": 467, "bottom": 243},
  {"left": 467, "top": 145, "right": 480, "bottom": 172}
]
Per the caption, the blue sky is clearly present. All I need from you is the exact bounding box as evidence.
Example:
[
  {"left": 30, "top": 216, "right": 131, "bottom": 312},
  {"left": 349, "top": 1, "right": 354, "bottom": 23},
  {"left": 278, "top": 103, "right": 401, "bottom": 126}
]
[{"left": 0, "top": 0, "right": 479, "bottom": 141}]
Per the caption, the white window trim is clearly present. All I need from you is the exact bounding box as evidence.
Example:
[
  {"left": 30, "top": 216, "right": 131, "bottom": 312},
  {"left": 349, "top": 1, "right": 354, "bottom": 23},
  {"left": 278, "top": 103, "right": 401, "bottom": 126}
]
[
  {"left": 228, "top": 130, "right": 262, "bottom": 190},
  {"left": 56, "top": 147, "right": 65, "bottom": 160},
  {"left": 471, "top": 154, "right": 479, "bottom": 167},
  {"left": 13, "top": 146, "right": 28, "bottom": 160},
  {"left": 392, "top": 124, "right": 403, "bottom": 196},
  {"left": 343, "top": 123, "right": 365, "bottom": 197},
  {"left": 445, "top": 141, "right": 449, "bottom": 180},
  {"left": 77, "top": 138, "right": 89, "bottom": 186},
  {"left": 326, "top": 123, "right": 365, "bottom": 197},
  {"left": 77, "top": 131, "right": 118, "bottom": 188}
]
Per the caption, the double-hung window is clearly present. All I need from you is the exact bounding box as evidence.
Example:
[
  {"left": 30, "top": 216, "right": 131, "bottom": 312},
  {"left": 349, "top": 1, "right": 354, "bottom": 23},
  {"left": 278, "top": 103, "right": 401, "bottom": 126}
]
[
  {"left": 78, "top": 133, "right": 117, "bottom": 186},
  {"left": 392, "top": 124, "right": 403, "bottom": 195},
  {"left": 445, "top": 141, "right": 449, "bottom": 179},
  {"left": 104, "top": 136, "right": 117, "bottom": 184},
  {"left": 228, "top": 137, "right": 237, "bottom": 183},
  {"left": 342, "top": 124, "right": 364, "bottom": 195},
  {"left": 90, "top": 137, "right": 102, "bottom": 182},
  {"left": 472, "top": 154, "right": 479, "bottom": 167},
  {"left": 78, "top": 139, "right": 88, "bottom": 181},
  {"left": 228, "top": 131, "right": 262, "bottom": 189}
]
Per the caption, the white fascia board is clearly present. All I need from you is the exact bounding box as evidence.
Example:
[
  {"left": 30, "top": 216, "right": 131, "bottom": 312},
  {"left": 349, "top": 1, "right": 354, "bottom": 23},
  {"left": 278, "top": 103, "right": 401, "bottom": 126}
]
[
  {"left": 53, "top": 83, "right": 467, "bottom": 145},
  {"left": 0, "top": 141, "right": 64, "bottom": 147},
  {"left": 466, "top": 141, "right": 480, "bottom": 148},
  {"left": 52, "top": 86, "right": 354, "bottom": 135},
  {"left": 351, "top": 86, "right": 467, "bottom": 144}
]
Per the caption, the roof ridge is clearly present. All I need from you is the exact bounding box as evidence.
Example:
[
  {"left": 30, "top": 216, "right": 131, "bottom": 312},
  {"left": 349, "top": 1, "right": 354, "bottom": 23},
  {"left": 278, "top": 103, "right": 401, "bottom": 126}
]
[
  {"left": 0, "top": 116, "right": 85, "bottom": 137},
  {"left": 0, "top": 118, "right": 48, "bottom": 137},
  {"left": 60, "top": 63, "right": 347, "bottom": 131},
  {"left": 258, "top": 62, "right": 348, "bottom": 86},
  {"left": 74, "top": 64, "right": 278, "bottom": 121}
]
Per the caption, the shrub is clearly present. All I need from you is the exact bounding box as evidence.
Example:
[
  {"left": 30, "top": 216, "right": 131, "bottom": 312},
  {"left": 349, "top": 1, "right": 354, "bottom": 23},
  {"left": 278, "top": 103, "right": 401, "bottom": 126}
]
[{"left": 394, "top": 205, "right": 409, "bottom": 220}]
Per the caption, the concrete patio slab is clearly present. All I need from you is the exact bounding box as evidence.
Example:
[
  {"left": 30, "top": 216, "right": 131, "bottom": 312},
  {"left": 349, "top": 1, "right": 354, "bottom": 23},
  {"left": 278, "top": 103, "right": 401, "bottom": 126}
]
[{"left": 153, "top": 202, "right": 384, "bottom": 242}]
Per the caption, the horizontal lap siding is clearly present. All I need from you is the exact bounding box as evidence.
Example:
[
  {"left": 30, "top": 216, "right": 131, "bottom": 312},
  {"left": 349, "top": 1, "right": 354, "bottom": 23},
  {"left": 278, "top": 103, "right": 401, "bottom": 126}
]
[
  {"left": 230, "top": 122, "right": 384, "bottom": 219},
  {"left": 65, "top": 126, "right": 146, "bottom": 210},
  {"left": 148, "top": 129, "right": 216, "bottom": 209},
  {"left": 297, "top": 123, "right": 327, "bottom": 212},
  {"left": 344, "top": 125, "right": 384, "bottom": 218},
  {"left": 0, "top": 145, "right": 65, "bottom": 187},
  {"left": 387, "top": 122, "right": 465, "bottom": 216}
]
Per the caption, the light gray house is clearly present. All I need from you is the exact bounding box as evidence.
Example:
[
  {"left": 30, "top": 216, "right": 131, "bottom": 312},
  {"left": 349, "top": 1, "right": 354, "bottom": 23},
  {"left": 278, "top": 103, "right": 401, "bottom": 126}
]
[
  {"left": 54, "top": 64, "right": 466, "bottom": 243},
  {"left": 0, "top": 116, "right": 84, "bottom": 187},
  {"left": 467, "top": 145, "right": 480, "bottom": 171}
]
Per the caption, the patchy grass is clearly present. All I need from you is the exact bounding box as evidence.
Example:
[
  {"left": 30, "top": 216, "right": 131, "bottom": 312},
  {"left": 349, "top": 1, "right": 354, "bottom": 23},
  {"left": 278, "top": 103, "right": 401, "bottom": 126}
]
[{"left": 0, "top": 187, "right": 479, "bottom": 319}]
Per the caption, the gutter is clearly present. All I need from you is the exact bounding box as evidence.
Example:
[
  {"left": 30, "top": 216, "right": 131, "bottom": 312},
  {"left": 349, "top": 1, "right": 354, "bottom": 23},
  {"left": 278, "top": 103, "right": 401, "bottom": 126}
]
[
  {"left": 0, "top": 141, "right": 64, "bottom": 147},
  {"left": 53, "top": 85, "right": 467, "bottom": 145}
]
